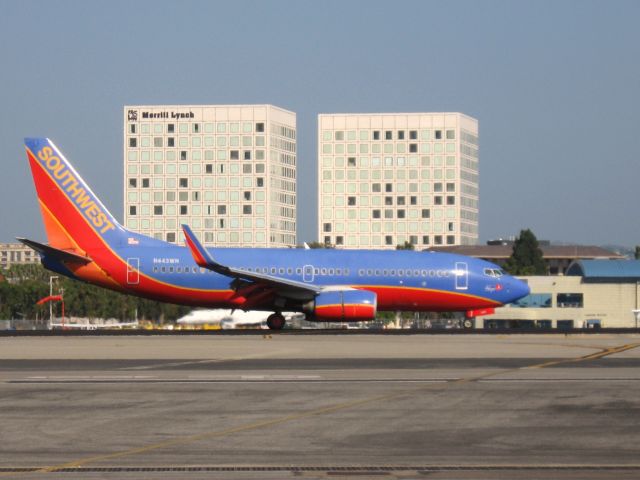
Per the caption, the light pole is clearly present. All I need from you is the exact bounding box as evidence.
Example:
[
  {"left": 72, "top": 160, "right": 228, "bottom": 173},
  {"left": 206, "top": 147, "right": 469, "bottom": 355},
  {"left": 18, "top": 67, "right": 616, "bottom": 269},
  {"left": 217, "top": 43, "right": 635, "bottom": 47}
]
[{"left": 49, "top": 276, "right": 58, "bottom": 329}]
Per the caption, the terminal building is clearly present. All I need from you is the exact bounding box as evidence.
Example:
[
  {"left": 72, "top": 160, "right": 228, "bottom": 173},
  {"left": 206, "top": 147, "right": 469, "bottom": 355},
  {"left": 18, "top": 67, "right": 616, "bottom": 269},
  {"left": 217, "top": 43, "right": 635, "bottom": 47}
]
[
  {"left": 124, "top": 105, "right": 297, "bottom": 248},
  {"left": 430, "top": 243, "right": 625, "bottom": 275},
  {"left": 480, "top": 260, "right": 640, "bottom": 329},
  {"left": 317, "top": 113, "right": 479, "bottom": 249}
]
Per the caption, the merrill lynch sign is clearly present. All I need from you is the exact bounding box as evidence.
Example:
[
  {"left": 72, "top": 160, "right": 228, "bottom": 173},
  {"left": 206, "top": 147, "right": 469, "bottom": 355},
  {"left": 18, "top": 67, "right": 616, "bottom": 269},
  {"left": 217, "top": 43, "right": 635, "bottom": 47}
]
[{"left": 127, "top": 110, "right": 194, "bottom": 121}]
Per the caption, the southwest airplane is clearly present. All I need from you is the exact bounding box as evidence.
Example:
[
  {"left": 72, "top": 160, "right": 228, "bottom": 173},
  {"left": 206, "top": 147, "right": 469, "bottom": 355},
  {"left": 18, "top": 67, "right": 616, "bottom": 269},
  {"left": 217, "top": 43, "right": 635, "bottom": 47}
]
[{"left": 20, "top": 138, "right": 529, "bottom": 329}]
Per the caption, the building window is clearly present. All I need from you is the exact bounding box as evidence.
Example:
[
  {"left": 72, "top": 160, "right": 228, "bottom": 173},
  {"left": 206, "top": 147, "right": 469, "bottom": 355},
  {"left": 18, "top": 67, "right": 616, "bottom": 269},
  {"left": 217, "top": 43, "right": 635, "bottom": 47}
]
[
  {"left": 129, "top": 124, "right": 136, "bottom": 134},
  {"left": 446, "top": 183, "right": 456, "bottom": 192},
  {"left": 348, "top": 197, "right": 356, "bottom": 206},
  {"left": 244, "top": 151, "right": 251, "bottom": 160},
  {"left": 421, "top": 209, "right": 430, "bottom": 219},
  {"left": 435, "top": 130, "right": 442, "bottom": 140},
  {"left": 397, "top": 196, "right": 405, "bottom": 206},
  {"left": 205, "top": 164, "right": 213, "bottom": 173},
  {"left": 129, "top": 138, "right": 137, "bottom": 148},
  {"left": 557, "top": 293, "right": 583, "bottom": 308},
  {"left": 385, "top": 131, "right": 392, "bottom": 140},
  {"left": 348, "top": 157, "right": 356, "bottom": 167},
  {"left": 409, "top": 144, "right": 417, "bottom": 153},
  {"left": 446, "top": 130, "right": 455, "bottom": 140},
  {"left": 243, "top": 205, "right": 252, "bottom": 214},
  {"left": 372, "top": 183, "right": 381, "bottom": 193},
  {"left": 397, "top": 209, "right": 405, "bottom": 219},
  {"left": 336, "top": 236, "right": 344, "bottom": 245},
  {"left": 243, "top": 164, "right": 252, "bottom": 173},
  {"left": 179, "top": 192, "right": 188, "bottom": 201},
  {"left": 398, "top": 130, "right": 405, "bottom": 140},
  {"left": 217, "top": 205, "right": 226, "bottom": 215},
  {"left": 179, "top": 178, "right": 188, "bottom": 188},
  {"left": 409, "top": 130, "right": 418, "bottom": 140},
  {"left": 385, "top": 183, "right": 393, "bottom": 192},
  {"left": 193, "top": 123, "right": 200, "bottom": 133},
  {"left": 167, "top": 138, "right": 175, "bottom": 147},
  {"left": 256, "top": 122, "right": 264, "bottom": 132},
  {"left": 446, "top": 235, "right": 455, "bottom": 245},
  {"left": 446, "top": 196, "right": 456, "bottom": 205},
  {"left": 129, "top": 206, "right": 137, "bottom": 216},
  {"left": 384, "top": 196, "right": 393, "bottom": 206},
  {"left": 154, "top": 205, "right": 163, "bottom": 215},
  {"left": 410, "top": 196, "right": 417, "bottom": 205},
  {"left": 142, "top": 178, "right": 150, "bottom": 188},
  {"left": 154, "top": 137, "right": 162, "bottom": 147},
  {"left": 180, "top": 205, "right": 188, "bottom": 215},
  {"left": 129, "top": 178, "right": 137, "bottom": 188},
  {"left": 256, "top": 178, "right": 264, "bottom": 187},
  {"left": 373, "top": 131, "right": 380, "bottom": 140},
  {"left": 422, "top": 235, "right": 430, "bottom": 245},
  {"left": 434, "top": 196, "right": 443, "bottom": 205},
  {"left": 244, "top": 191, "right": 251, "bottom": 201},
  {"left": 167, "top": 232, "right": 176, "bottom": 242},
  {"left": 180, "top": 151, "right": 187, "bottom": 161},
  {"left": 385, "top": 235, "right": 393, "bottom": 245},
  {"left": 230, "top": 150, "right": 239, "bottom": 160},
  {"left": 372, "top": 209, "right": 381, "bottom": 219},
  {"left": 434, "top": 235, "right": 443, "bottom": 245},
  {"left": 168, "top": 124, "right": 175, "bottom": 133},
  {"left": 323, "top": 223, "right": 332, "bottom": 232},
  {"left": 384, "top": 209, "right": 393, "bottom": 219}
]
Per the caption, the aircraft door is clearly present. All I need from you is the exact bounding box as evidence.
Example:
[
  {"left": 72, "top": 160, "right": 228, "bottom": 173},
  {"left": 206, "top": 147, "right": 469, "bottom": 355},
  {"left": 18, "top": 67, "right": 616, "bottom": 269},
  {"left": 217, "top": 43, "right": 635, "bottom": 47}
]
[
  {"left": 455, "top": 262, "right": 468, "bottom": 290},
  {"left": 303, "top": 265, "right": 314, "bottom": 283},
  {"left": 126, "top": 258, "right": 140, "bottom": 285}
]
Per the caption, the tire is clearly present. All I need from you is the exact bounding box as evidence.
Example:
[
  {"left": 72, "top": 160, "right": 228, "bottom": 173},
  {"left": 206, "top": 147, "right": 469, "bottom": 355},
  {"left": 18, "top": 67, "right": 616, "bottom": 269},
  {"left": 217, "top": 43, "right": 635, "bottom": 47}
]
[
  {"left": 463, "top": 319, "right": 473, "bottom": 329},
  {"left": 267, "top": 313, "right": 286, "bottom": 330}
]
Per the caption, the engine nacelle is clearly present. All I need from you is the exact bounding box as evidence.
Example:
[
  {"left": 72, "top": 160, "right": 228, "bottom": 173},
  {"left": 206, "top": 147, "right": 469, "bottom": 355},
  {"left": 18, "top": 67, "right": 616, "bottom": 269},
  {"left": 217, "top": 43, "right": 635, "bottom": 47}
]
[{"left": 310, "top": 289, "right": 377, "bottom": 322}]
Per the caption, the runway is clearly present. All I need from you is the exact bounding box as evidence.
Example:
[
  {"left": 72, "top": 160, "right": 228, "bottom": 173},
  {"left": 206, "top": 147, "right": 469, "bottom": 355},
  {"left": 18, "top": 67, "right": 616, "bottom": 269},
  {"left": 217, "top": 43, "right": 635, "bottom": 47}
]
[{"left": 1, "top": 334, "right": 640, "bottom": 479}]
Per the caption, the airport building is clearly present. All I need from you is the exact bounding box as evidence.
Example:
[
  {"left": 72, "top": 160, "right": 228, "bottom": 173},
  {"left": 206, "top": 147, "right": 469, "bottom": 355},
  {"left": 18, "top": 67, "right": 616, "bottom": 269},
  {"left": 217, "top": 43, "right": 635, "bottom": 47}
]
[
  {"left": 0, "top": 243, "right": 40, "bottom": 270},
  {"left": 480, "top": 260, "right": 640, "bottom": 329},
  {"left": 429, "top": 243, "right": 625, "bottom": 275},
  {"left": 318, "top": 113, "right": 479, "bottom": 249},
  {"left": 124, "top": 105, "right": 297, "bottom": 247}
]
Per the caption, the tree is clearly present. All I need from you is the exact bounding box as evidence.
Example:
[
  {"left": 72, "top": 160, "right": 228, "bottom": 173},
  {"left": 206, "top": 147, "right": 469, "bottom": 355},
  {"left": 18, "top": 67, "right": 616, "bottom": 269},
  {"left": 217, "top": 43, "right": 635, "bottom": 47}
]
[
  {"left": 396, "top": 241, "right": 415, "bottom": 251},
  {"left": 305, "top": 241, "right": 333, "bottom": 249},
  {"left": 504, "top": 229, "right": 546, "bottom": 275}
]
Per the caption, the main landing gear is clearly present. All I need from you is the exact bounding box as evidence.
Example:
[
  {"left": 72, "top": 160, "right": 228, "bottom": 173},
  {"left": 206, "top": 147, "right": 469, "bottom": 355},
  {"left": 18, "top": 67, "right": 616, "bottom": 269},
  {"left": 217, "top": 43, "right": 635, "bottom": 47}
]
[{"left": 267, "top": 313, "right": 286, "bottom": 330}]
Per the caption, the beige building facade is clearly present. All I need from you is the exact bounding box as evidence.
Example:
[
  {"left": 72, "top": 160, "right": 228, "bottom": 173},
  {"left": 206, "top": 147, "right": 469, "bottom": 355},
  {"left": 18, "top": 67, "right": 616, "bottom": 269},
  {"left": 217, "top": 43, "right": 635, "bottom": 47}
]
[
  {"left": 481, "top": 263, "right": 640, "bottom": 329},
  {"left": 0, "top": 243, "right": 40, "bottom": 270},
  {"left": 124, "top": 105, "right": 296, "bottom": 247},
  {"left": 318, "top": 113, "right": 479, "bottom": 249}
]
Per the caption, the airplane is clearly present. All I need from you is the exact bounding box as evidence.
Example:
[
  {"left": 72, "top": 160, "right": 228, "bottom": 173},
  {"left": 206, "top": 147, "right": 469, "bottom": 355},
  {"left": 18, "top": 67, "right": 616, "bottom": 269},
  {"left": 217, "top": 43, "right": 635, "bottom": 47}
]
[
  {"left": 20, "top": 138, "right": 530, "bottom": 330},
  {"left": 176, "top": 309, "right": 304, "bottom": 329}
]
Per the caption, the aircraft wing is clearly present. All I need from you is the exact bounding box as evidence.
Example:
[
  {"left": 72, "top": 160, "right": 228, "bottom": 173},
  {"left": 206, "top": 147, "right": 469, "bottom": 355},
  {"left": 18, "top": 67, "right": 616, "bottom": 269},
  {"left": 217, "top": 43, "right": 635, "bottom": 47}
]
[{"left": 181, "top": 225, "right": 322, "bottom": 301}]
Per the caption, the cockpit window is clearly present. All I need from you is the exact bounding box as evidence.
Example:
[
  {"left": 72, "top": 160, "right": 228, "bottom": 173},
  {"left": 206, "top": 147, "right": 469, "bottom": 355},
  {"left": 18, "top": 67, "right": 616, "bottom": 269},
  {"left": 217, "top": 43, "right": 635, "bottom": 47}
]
[{"left": 483, "top": 268, "right": 504, "bottom": 278}]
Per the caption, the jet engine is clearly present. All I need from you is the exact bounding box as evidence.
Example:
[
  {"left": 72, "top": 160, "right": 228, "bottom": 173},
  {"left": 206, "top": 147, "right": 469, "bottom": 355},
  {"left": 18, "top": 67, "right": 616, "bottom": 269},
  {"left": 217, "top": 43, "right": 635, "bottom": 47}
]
[{"left": 307, "top": 289, "right": 377, "bottom": 322}]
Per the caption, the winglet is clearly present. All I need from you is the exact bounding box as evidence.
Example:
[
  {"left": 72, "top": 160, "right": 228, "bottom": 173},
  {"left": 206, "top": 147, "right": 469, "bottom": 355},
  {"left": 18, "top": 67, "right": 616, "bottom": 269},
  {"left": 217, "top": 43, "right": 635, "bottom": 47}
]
[{"left": 181, "top": 224, "right": 216, "bottom": 267}]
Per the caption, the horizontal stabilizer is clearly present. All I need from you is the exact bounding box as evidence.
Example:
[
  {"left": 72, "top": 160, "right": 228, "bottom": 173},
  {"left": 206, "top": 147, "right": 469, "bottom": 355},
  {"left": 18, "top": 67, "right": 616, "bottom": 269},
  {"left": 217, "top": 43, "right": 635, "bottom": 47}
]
[{"left": 17, "top": 237, "right": 92, "bottom": 265}]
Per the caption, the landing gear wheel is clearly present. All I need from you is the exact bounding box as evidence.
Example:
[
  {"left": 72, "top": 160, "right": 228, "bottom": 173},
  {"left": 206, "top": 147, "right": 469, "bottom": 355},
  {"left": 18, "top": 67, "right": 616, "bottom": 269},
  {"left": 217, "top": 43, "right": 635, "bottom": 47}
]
[{"left": 267, "top": 313, "right": 286, "bottom": 330}]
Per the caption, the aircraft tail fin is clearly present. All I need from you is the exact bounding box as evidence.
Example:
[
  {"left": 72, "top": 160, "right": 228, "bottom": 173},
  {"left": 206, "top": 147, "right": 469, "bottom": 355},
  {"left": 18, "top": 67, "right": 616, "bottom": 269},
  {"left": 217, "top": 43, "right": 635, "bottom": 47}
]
[{"left": 24, "top": 138, "right": 127, "bottom": 254}]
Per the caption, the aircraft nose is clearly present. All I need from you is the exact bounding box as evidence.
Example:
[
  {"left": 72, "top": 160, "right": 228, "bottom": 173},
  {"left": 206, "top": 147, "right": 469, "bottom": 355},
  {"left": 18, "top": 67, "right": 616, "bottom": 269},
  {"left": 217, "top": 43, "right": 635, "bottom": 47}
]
[{"left": 507, "top": 277, "right": 530, "bottom": 302}]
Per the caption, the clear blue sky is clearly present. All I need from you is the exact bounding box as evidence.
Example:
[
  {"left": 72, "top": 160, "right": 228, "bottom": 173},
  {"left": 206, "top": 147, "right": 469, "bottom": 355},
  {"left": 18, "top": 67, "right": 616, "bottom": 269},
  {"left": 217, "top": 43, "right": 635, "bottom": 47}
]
[{"left": 1, "top": 0, "right": 638, "bottom": 246}]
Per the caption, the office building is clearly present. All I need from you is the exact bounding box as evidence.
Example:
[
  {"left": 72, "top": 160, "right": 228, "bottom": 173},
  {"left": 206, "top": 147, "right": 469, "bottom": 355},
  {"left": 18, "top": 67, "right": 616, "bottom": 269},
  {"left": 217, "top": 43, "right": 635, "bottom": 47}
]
[
  {"left": 318, "top": 113, "right": 478, "bottom": 249},
  {"left": 0, "top": 243, "right": 40, "bottom": 270},
  {"left": 124, "top": 105, "right": 296, "bottom": 247}
]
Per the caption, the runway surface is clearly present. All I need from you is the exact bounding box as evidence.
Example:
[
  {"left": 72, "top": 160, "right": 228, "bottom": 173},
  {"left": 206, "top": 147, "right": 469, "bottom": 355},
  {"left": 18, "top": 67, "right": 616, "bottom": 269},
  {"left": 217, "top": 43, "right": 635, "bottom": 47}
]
[{"left": 1, "top": 334, "right": 640, "bottom": 479}]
